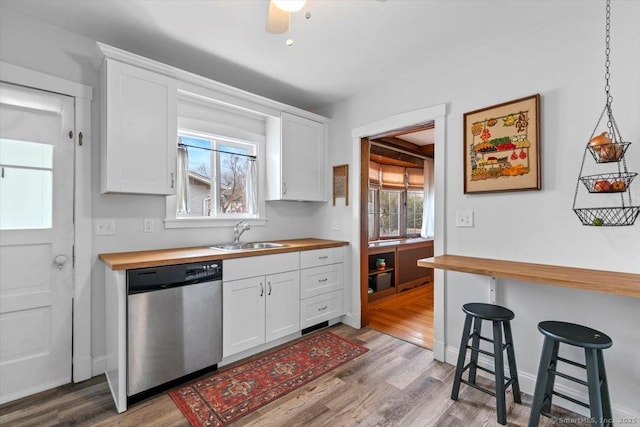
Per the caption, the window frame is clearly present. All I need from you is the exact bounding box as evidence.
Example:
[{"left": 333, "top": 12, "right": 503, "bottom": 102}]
[
  {"left": 165, "top": 128, "right": 267, "bottom": 229},
  {"left": 368, "top": 186, "right": 424, "bottom": 241}
]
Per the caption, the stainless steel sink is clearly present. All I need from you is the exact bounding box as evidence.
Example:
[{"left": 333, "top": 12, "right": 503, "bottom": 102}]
[{"left": 210, "top": 242, "right": 287, "bottom": 251}]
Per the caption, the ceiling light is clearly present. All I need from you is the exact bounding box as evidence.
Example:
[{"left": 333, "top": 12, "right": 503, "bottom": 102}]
[{"left": 273, "top": 0, "right": 306, "bottom": 13}]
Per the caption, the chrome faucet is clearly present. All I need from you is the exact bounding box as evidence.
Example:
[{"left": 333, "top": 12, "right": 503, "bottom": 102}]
[{"left": 232, "top": 220, "right": 251, "bottom": 244}]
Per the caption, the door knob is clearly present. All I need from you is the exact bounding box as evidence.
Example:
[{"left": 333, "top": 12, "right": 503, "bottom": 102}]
[{"left": 54, "top": 255, "right": 67, "bottom": 270}]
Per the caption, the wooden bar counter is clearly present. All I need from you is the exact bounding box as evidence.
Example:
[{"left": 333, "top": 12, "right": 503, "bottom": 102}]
[{"left": 417, "top": 255, "right": 640, "bottom": 298}]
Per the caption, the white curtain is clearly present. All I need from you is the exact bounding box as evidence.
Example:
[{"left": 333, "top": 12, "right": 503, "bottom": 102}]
[
  {"left": 176, "top": 145, "right": 190, "bottom": 215},
  {"left": 245, "top": 158, "right": 258, "bottom": 215},
  {"left": 421, "top": 158, "right": 435, "bottom": 238}
]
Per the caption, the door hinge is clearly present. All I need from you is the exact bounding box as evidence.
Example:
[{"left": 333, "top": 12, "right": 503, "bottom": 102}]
[
  {"left": 78, "top": 131, "right": 83, "bottom": 146},
  {"left": 68, "top": 130, "right": 74, "bottom": 139},
  {"left": 72, "top": 245, "right": 75, "bottom": 268}
]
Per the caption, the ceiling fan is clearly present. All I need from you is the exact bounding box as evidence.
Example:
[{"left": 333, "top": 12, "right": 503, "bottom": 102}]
[{"left": 266, "top": 0, "right": 310, "bottom": 45}]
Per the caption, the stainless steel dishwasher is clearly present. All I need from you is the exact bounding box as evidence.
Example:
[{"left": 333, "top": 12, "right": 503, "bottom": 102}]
[{"left": 127, "top": 261, "right": 222, "bottom": 401}]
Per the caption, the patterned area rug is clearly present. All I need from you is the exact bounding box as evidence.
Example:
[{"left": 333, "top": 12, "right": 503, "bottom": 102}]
[{"left": 169, "top": 331, "right": 368, "bottom": 426}]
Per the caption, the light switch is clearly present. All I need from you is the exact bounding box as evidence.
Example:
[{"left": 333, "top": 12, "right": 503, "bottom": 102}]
[
  {"left": 95, "top": 219, "right": 116, "bottom": 235},
  {"left": 143, "top": 218, "right": 154, "bottom": 233},
  {"left": 456, "top": 211, "right": 474, "bottom": 227}
]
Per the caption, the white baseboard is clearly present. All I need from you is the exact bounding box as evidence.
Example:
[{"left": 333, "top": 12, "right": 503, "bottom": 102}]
[
  {"left": 445, "top": 346, "right": 639, "bottom": 422},
  {"left": 92, "top": 355, "right": 106, "bottom": 377},
  {"left": 0, "top": 377, "right": 68, "bottom": 405}
]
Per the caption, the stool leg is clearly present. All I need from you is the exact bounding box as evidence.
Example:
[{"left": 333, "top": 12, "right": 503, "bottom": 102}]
[
  {"left": 540, "top": 340, "right": 559, "bottom": 415},
  {"left": 596, "top": 350, "right": 613, "bottom": 426},
  {"left": 586, "top": 348, "right": 605, "bottom": 427},
  {"left": 451, "top": 314, "right": 473, "bottom": 400},
  {"left": 528, "top": 338, "right": 558, "bottom": 427},
  {"left": 493, "top": 320, "right": 507, "bottom": 425},
  {"left": 503, "top": 320, "right": 521, "bottom": 404},
  {"left": 468, "top": 317, "right": 482, "bottom": 384}
]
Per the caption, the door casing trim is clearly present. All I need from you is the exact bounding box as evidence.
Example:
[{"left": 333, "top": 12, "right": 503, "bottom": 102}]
[
  {"left": 350, "top": 103, "right": 447, "bottom": 361},
  {"left": 1, "top": 61, "right": 93, "bottom": 382}
]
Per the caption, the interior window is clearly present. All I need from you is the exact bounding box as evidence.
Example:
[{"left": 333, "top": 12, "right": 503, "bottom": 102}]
[
  {"left": 379, "top": 189, "right": 401, "bottom": 237},
  {"left": 406, "top": 190, "right": 424, "bottom": 235},
  {"left": 368, "top": 159, "right": 426, "bottom": 240}
]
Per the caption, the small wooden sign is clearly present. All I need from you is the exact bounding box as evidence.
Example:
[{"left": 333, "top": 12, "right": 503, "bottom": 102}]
[{"left": 333, "top": 164, "right": 348, "bottom": 206}]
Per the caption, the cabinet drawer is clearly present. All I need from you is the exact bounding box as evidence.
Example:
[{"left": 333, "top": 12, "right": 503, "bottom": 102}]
[
  {"left": 300, "top": 263, "right": 343, "bottom": 299},
  {"left": 223, "top": 252, "right": 299, "bottom": 282},
  {"left": 300, "top": 247, "right": 343, "bottom": 269},
  {"left": 300, "top": 290, "right": 343, "bottom": 329}
]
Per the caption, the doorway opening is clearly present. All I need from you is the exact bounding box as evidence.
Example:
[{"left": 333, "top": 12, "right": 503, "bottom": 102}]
[{"left": 360, "top": 123, "right": 435, "bottom": 349}]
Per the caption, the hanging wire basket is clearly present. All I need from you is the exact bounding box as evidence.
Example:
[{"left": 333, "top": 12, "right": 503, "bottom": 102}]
[
  {"left": 574, "top": 207, "right": 640, "bottom": 227},
  {"left": 586, "top": 141, "right": 631, "bottom": 163},
  {"left": 579, "top": 172, "right": 637, "bottom": 193},
  {"left": 572, "top": 0, "right": 638, "bottom": 226}
]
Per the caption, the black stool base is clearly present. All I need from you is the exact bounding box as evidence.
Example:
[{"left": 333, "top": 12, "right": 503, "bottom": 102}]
[
  {"left": 451, "top": 303, "right": 521, "bottom": 426},
  {"left": 528, "top": 321, "right": 613, "bottom": 427}
]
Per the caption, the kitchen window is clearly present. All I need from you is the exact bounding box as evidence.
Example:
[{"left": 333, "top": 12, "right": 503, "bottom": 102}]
[{"left": 176, "top": 131, "right": 258, "bottom": 219}]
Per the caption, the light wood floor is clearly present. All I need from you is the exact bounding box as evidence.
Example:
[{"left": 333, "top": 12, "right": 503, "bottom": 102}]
[
  {"left": 368, "top": 284, "right": 434, "bottom": 349},
  {"left": 0, "top": 324, "right": 589, "bottom": 427}
]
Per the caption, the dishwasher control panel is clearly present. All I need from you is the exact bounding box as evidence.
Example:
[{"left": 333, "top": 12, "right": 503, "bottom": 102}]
[
  {"left": 127, "top": 261, "right": 222, "bottom": 294},
  {"left": 185, "top": 262, "right": 221, "bottom": 281}
]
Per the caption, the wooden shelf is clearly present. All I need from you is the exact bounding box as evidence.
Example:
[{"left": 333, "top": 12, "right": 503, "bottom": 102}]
[
  {"left": 368, "top": 286, "right": 396, "bottom": 302},
  {"left": 368, "top": 268, "right": 395, "bottom": 276},
  {"left": 418, "top": 255, "right": 640, "bottom": 298}
]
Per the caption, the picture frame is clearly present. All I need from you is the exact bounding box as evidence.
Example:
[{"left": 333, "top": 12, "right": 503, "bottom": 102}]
[
  {"left": 463, "top": 94, "right": 541, "bottom": 194},
  {"left": 332, "top": 164, "right": 348, "bottom": 206}
]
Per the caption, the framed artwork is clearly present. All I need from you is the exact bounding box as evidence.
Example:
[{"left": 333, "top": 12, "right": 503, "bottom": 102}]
[
  {"left": 464, "top": 94, "right": 541, "bottom": 194},
  {"left": 333, "top": 164, "right": 348, "bottom": 206}
]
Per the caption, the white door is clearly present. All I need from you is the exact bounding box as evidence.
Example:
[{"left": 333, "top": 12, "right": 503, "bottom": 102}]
[
  {"left": 222, "top": 276, "right": 266, "bottom": 357},
  {"left": 265, "top": 270, "right": 300, "bottom": 342},
  {"left": 0, "top": 82, "right": 75, "bottom": 404}
]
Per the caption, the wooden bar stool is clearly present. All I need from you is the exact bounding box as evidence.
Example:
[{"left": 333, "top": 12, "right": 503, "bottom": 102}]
[
  {"left": 451, "top": 303, "right": 521, "bottom": 425},
  {"left": 528, "top": 321, "right": 613, "bottom": 427}
]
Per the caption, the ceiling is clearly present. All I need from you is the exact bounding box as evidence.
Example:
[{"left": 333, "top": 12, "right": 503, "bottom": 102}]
[{"left": 0, "top": 0, "right": 578, "bottom": 111}]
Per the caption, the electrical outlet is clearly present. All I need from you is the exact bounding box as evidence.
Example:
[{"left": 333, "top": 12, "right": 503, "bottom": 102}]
[
  {"left": 143, "top": 218, "right": 154, "bottom": 233},
  {"left": 456, "top": 210, "right": 474, "bottom": 227},
  {"left": 331, "top": 219, "right": 341, "bottom": 231},
  {"left": 94, "top": 219, "right": 116, "bottom": 235}
]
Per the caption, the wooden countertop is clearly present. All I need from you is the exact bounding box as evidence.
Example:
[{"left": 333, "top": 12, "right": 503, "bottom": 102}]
[
  {"left": 100, "top": 238, "right": 349, "bottom": 271},
  {"left": 418, "top": 255, "right": 640, "bottom": 298}
]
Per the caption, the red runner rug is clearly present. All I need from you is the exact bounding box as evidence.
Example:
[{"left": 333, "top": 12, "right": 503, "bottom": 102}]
[{"left": 169, "top": 331, "right": 368, "bottom": 426}]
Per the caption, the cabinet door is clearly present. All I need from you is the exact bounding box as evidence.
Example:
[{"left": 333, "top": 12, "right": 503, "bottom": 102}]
[
  {"left": 265, "top": 270, "right": 300, "bottom": 342},
  {"left": 222, "top": 276, "right": 266, "bottom": 357},
  {"left": 103, "top": 59, "right": 177, "bottom": 194},
  {"left": 280, "top": 112, "right": 325, "bottom": 201}
]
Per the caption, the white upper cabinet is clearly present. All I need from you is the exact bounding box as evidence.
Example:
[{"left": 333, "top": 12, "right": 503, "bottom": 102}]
[
  {"left": 266, "top": 112, "right": 327, "bottom": 201},
  {"left": 99, "top": 58, "right": 177, "bottom": 194}
]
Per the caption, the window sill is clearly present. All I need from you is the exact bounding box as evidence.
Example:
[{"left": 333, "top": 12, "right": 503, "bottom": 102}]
[{"left": 164, "top": 217, "right": 268, "bottom": 229}]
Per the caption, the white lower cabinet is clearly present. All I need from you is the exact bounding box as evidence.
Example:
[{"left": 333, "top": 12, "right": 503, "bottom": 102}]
[
  {"left": 223, "top": 256, "right": 300, "bottom": 357},
  {"left": 223, "top": 247, "right": 345, "bottom": 358}
]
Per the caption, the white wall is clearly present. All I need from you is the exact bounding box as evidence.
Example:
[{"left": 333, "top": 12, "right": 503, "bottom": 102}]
[
  {"left": 0, "top": 9, "right": 325, "bottom": 363},
  {"left": 316, "top": 0, "right": 640, "bottom": 419}
]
